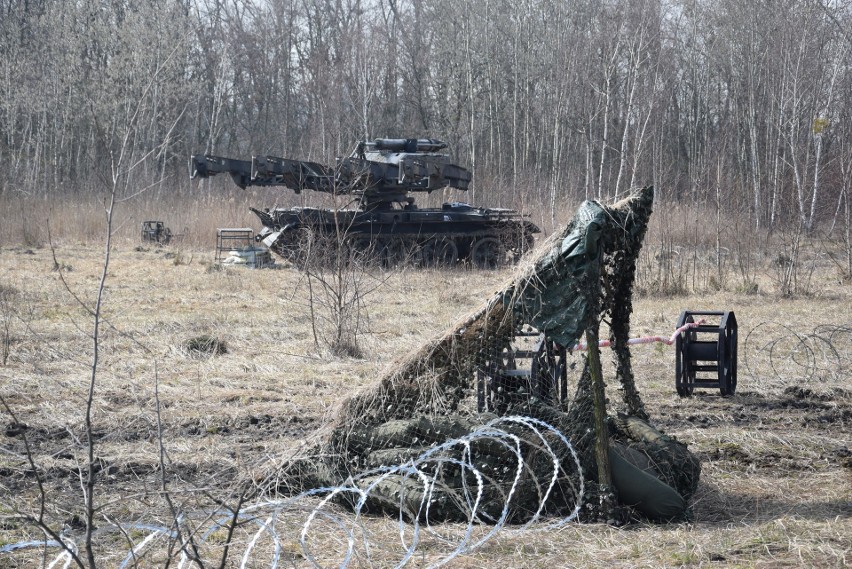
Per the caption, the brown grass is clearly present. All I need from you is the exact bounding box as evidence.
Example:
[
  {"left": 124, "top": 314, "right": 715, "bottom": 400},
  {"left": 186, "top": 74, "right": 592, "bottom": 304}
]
[{"left": 0, "top": 201, "right": 850, "bottom": 566}]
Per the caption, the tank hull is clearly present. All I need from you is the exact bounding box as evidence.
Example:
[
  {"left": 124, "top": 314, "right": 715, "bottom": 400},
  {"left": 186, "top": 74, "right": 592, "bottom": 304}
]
[{"left": 252, "top": 203, "right": 539, "bottom": 269}]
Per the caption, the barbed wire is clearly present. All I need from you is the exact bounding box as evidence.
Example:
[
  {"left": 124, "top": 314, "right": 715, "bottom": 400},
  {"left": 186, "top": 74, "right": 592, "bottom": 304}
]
[
  {"left": 743, "top": 322, "right": 852, "bottom": 386},
  {"left": 3, "top": 416, "right": 583, "bottom": 568}
]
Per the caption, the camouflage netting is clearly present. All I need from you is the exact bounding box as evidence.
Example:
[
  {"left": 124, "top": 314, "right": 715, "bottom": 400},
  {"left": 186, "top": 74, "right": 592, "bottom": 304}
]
[{"left": 269, "top": 186, "right": 701, "bottom": 523}]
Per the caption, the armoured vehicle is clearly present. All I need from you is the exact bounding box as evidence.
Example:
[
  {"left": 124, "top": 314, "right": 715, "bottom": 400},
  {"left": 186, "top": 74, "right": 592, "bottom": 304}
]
[{"left": 190, "top": 138, "right": 539, "bottom": 268}]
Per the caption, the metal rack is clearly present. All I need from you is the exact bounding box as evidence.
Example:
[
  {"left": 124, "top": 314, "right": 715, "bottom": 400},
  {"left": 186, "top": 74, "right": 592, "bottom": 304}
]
[{"left": 215, "top": 228, "right": 255, "bottom": 263}]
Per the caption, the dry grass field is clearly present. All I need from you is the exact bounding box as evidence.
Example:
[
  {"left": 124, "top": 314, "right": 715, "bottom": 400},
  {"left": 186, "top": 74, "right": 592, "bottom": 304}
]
[{"left": 0, "top": 225, "right": 850, "bottom": 566}]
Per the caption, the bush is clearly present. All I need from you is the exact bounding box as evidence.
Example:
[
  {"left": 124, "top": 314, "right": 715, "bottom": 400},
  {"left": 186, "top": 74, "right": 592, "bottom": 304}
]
[{"left": 184, "top": 335, "right": 228, "bottom": 356}]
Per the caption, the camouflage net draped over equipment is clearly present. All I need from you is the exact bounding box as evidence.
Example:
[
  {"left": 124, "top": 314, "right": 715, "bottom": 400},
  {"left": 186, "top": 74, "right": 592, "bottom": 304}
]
[{"left": 279, "top": 186, "right": 700, "bottom": 523}]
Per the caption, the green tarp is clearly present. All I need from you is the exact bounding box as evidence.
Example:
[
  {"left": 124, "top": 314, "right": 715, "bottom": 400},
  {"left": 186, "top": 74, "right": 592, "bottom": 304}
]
[{"left": 506, "top": 200, "right": 607, "bottom": 348}]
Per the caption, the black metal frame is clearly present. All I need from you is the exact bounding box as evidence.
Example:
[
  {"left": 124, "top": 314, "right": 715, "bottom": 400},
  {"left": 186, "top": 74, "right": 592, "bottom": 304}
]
[
  {"left": 476, "top": 327, "right": 568, "bottom": 412},
  {"left": 675, "top": 310, "right": 738, "bottom": 397}
]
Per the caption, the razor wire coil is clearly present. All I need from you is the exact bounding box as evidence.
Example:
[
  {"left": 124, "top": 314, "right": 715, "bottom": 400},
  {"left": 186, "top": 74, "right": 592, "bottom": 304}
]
[
  {"left": 743, "top": 322, "right": 852, "bottom": 386},
  {"left": 5, "top": 416, "right": 583, "bottom": 569}
]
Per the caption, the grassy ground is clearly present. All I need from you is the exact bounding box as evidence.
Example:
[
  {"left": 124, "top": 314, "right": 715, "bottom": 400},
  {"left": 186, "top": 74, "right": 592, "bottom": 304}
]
[{"left": 0, "top": 239, "right": 849, "bottom": 567}]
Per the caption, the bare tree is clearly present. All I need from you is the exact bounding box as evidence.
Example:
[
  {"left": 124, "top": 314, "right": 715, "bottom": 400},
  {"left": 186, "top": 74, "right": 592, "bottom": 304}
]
[{"left": 1, "top": 0, "right": 852, "bottom": 248}]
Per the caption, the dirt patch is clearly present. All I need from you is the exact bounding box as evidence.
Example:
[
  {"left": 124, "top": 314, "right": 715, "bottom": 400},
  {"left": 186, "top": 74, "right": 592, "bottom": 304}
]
[{"left": 179, "top": 412, "right": 320, "bottom": 439}]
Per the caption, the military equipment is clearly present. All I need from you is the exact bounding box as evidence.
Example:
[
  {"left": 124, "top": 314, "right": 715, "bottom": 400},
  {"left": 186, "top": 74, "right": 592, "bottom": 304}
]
[
  {"left": 190, "top": 138, "right": 539, "bottom": 268},
  {"left": 140, "top": 221, "right": 171, "bottom": 245}
]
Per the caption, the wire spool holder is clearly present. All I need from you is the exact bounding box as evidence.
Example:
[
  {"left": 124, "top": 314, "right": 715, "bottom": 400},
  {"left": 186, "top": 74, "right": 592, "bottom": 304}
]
[
  {"left": 675, "top": 310, "right": 738, "bottom": 397},
  {"left": 476, "top": 327, "right": 568, "bottom": 413}
]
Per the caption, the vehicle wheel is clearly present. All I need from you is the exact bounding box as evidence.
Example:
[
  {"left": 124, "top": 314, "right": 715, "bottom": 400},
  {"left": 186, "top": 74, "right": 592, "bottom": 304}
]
[
  {"left": 518, "top": 232, "right": 535, "bottom": 258},
  {"left": 503, "top": 231, "right": 535, "bottom": 264},
  {"left": 675, "top": 313, "right": 695, "bottom": 397},
  {"left": 311, "top": 230, "right": 344, "bottom": 268},
  {"left": 381, "top": 239, "right": 408, "bottom": 267},
  {"left": 419, "top": 237, "right": 458, "bottom": 267},
  {"left": 271, "top": 227, "right": 310, "bottom": 266},
  {"left": 719, "top": 320, "right": 738, "bottom": 396},
  {"left": 471, "top": 237, "right": 506, "bottom": 269},
  {"left": 347, "top": 236, "right": 376, "bottom": 265}
]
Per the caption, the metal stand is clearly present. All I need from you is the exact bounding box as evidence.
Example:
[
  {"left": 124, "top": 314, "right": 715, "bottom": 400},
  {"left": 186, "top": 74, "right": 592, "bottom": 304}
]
[
  {"left": 675, "top": 310, "right": 738, "bottom": 397},
  {"left": 476, "top": 326, "right": 568, "bottom": 412},
  {"left": 215, "top": 228, "right": 254, "bottom": 263}
]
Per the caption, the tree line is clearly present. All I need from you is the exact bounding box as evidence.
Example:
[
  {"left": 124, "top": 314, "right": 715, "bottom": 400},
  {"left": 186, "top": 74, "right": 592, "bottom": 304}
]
[{"left": 1, "top": 0, "right": 850, "bottom": 231}]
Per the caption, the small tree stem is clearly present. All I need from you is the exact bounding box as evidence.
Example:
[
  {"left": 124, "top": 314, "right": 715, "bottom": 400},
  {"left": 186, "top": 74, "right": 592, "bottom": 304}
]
[{"left": 586, "top": 327, "right": 614, "bottom": 516}]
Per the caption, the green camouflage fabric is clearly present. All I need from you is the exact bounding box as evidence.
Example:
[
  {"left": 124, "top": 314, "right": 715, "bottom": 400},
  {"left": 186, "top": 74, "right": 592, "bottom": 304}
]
[{"left": 507, "top": 200, "right": 607, "bottom": 348}]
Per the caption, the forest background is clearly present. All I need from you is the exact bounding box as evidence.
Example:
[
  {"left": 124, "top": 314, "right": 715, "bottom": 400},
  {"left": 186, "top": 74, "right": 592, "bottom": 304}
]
[{"left": 1, "top": 0, "right": 851, "bottom": 246}]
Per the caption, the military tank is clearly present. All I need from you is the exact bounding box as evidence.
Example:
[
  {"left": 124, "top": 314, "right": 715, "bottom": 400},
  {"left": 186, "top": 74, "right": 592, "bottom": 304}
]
[{"left": 190, "top": 138, "right": 539, "bottom": 268}]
